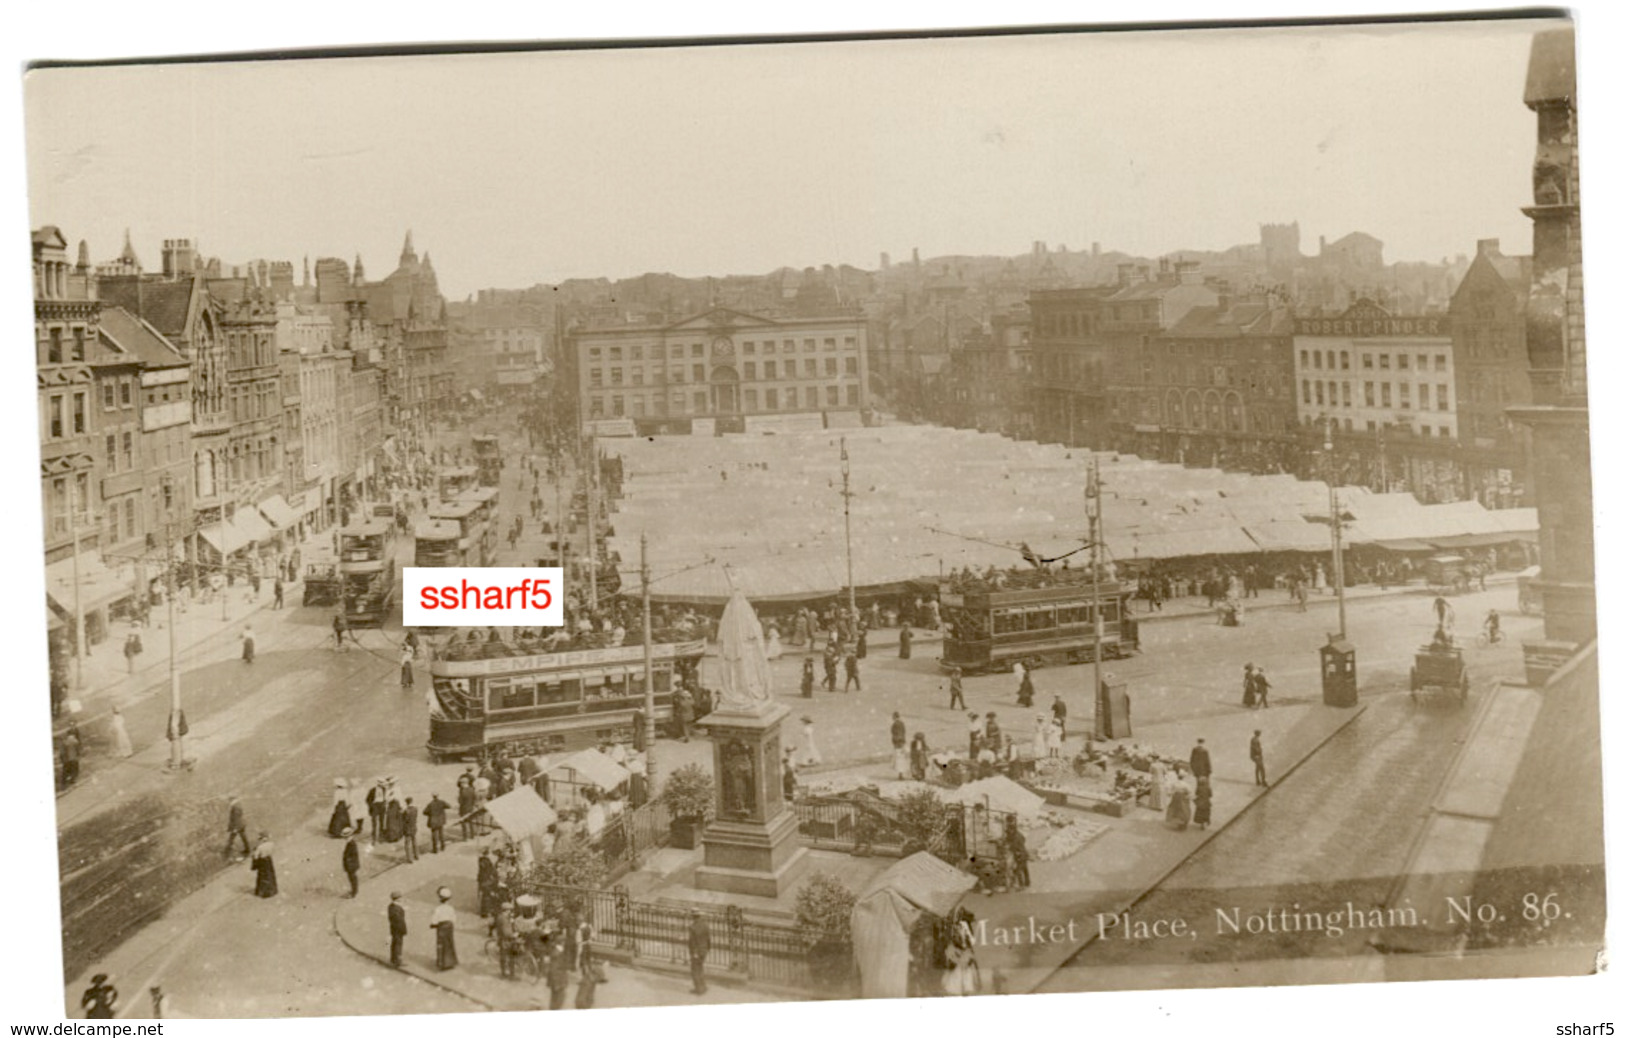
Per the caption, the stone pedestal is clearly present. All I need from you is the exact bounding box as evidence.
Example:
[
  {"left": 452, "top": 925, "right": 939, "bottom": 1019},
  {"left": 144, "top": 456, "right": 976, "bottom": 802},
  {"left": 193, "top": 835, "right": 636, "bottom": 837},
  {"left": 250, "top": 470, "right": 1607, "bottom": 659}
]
[{"left": 693, "top": 700, "right": 809, "bottom": 898}]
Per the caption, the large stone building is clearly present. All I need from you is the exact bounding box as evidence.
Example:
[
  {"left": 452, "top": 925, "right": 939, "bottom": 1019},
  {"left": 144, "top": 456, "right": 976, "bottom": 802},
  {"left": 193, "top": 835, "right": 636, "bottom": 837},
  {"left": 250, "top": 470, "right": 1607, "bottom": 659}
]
[
  {"left": 1027, "top": 287, "right": 1112, "bottom": 447},
  {"left": 1510, "top": 24, "right": 1590, "bottom": 651},
  {"left": 1292, "top": 299, "right": 1461, "bottom": 499},
  {"left": 1101, "top": 261, "right": 1221, "bottom": 452},
  {"left": 366, "top": 232, "right": 454, "bottom": 427},
  {"left": 571, "top": 307, "right": 869, "bottom": 435},
  {"left": 1141, "top": 295, "right": 1297, "bottom": 472}
]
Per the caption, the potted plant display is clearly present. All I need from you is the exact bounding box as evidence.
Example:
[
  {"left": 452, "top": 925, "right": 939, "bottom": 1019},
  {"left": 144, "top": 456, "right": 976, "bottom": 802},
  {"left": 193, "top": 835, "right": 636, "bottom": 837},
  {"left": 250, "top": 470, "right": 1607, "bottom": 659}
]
[{"left": 661, "top": 763, "right": 715, "bottom": 849}]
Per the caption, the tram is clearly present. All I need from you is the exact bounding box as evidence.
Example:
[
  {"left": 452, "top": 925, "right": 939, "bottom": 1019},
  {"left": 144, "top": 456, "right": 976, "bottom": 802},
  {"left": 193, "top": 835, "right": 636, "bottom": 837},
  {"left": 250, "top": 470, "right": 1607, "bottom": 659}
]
[
  {"left": 414, "top": 518, "right": 470, "bottom": 568},
  {"left": 438, "top": 466, "right": 480, "bottom": 502},
  {"left": 457, "top": 486, "right": 501, "bottom": 562},
  {"left": 426, "top": 635, "right": 707, "bottom": 760},
  {"left": 939, "top": 578, "right": 1139, "bottom": 674},
  {"left": 473, "top": 435, "right": 502, "bottom": 488},
  {"left": 338, "top": 521, "right": 397, "bottom": 627},
  {"left": 427, "top": 500, "right": 489, "bottom": 567}
]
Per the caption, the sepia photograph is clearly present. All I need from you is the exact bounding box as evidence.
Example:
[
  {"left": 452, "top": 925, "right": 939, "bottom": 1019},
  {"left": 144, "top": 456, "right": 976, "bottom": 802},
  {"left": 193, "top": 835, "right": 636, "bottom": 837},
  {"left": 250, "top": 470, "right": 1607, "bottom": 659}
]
[{"left": 9, "top": 5, "right": 1616, "bottom": 1029}]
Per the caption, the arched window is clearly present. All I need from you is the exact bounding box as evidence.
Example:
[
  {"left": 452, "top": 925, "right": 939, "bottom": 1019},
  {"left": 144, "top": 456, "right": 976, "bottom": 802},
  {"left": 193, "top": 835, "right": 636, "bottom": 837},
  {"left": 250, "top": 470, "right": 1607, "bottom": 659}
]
[
  {"left": 1225, "top": 392, "right": 1244, "bottom": 432},
  {"left": 1205, "top": 391, "right": 1223, "bottom": 430},
  {"left": 1185, "top": 390, "right": 1204, "bottom": 430},
  {"left": 1167, "top": 391, "right": 1184, "bottom": 427}
]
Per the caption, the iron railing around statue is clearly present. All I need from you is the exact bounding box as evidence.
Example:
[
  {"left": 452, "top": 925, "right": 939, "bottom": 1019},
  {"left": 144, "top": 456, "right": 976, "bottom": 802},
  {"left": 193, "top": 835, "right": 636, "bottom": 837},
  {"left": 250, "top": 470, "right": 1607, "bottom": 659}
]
[{"left": 522, "top": 882, "right": 853, "bottom": 994}]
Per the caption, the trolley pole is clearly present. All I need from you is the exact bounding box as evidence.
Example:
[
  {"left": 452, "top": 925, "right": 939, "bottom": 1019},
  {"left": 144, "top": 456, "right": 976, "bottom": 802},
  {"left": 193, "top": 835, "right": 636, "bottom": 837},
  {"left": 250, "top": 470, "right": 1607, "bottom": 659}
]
[
  {"left": 162, "top": 492, "right": 190, "bottom": 772},
  {"left": 840, "top": 438, "right": 856, "bottom": 623},
  {"left": 1326, "top": 423, "right": 1348, "bottom": 639},
  {"left": 641, "top": 534, "right": 657, "bottom": 794},
  {"left": 586, "top": 440, "right": 598, "bottom": 611},
  {"left": 1089, "top": 457, "right": 1105, "bottom": 738}
]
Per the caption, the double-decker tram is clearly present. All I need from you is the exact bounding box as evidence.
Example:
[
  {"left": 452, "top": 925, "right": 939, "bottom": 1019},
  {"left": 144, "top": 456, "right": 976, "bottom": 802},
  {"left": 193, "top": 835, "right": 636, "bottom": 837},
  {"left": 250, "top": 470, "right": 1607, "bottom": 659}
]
[
  {"left": 939, "top": 576, "right": 1139, "bottom": 674},
  {"left": 472, "top": 434, "right": 502, "bottom": 487},
  {"left": 458, "top": 486, "right": 501, "bottom": 562},
  {"left": 426, "top": 633, "right": 707, "bottom": 760},
  {"left": 338, "top": 521, "right": 397, "bottom": 627},
  {"left": 427, "top": 500, "right": 488, "bottom": 567},
  {"left": 414, "top": 518, "right": 469, "bottom": 568},
  {"left": 437, "top": 466, "right": 480, "bottom": 502}
]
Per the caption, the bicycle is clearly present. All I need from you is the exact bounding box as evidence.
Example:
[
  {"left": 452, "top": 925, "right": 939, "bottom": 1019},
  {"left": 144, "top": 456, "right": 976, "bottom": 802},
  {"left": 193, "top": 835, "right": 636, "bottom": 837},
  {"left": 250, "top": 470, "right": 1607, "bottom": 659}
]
[
  {"left": 1476, "top": 628, "right": 1504, "bottom": 648},
  {"left": 483, "top": 935, "right": 541, "bottom": 981}
]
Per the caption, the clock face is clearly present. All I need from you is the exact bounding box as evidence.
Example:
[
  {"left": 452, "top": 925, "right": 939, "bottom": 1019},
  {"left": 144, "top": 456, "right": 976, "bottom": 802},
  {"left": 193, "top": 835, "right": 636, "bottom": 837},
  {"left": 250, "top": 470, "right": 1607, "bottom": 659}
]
[{"left": 712, "top": 337, "right": 734, "bottom": 357}]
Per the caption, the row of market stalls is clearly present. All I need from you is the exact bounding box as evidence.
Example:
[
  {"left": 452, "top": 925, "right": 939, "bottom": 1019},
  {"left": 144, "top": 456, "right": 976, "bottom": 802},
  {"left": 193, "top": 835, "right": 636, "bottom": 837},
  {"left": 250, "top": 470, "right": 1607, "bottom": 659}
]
[{"left": 599, "top": 426, "right": 1539, "bottom": 604}]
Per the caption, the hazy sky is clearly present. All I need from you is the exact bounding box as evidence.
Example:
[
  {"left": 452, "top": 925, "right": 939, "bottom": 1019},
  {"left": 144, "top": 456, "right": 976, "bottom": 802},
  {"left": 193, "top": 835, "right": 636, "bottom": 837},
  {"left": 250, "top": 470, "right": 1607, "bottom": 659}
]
[{"left": 25, "top": 17, "right": 1556, "bottom": 298}]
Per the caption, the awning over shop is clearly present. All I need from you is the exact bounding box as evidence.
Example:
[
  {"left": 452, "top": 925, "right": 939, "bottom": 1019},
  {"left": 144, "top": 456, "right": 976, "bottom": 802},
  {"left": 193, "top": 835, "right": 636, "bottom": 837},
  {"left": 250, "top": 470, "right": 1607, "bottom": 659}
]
[
  {"left": 198, "top": 522, "right": 250, "bottom": 556},
  {"left": 44, "top": 553, "right": 136, "bottom": 616},
  {"left": 257, "top": 494, "right": 300, "bottom": 529},
  {"left": 231, "top": 508, "right": 274, "bottom": 544}
]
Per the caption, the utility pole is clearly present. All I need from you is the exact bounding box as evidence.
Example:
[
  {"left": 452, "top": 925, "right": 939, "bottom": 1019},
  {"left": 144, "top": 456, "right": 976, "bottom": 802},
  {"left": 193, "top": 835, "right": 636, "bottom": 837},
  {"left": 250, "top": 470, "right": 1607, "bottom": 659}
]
[
  {"left": 585, "top": 438, "right": 598, "bottom": 611},
  {"left": 1325, "top": 422, "right": 1348, "bottom": 639},
  {"left": 162, "top": 479, "right": 190, "bottom": 771},
  {"left": 69, "top": 476, "right": 86, "bottom": 690},
  {"left": 1089, "top": 457, "right": 1106, "bottom": 737},
  {"left": 840, "top": 438, "right": 856, "bottom": 622},
  {"left": 641, "top": 533, "right": 657, "bottom": 793}
]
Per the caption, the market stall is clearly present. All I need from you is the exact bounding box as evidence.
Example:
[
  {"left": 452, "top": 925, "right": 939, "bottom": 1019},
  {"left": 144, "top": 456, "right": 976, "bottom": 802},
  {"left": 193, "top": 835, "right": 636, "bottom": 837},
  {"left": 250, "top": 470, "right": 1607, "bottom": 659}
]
[
  {"left": 851, "top": 852, "right": 977, "bottom": 999},
  {"left": 480, "top": 786, "right": 558, "bottom": 865}
]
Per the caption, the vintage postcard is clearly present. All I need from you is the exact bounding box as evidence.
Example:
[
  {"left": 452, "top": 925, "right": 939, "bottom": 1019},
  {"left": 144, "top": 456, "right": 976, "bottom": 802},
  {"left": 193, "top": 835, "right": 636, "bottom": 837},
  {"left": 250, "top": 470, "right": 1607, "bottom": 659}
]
[{"left": 19, "top": 13, "right": 1603, "bottom": 1023}]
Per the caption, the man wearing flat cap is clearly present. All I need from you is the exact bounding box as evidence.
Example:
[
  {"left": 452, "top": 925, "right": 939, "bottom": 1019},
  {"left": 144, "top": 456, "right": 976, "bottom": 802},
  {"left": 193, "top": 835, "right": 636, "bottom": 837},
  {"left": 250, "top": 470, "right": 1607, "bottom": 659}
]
[{"left": 342, "top": 828, "right": 361, "bottom": 898}]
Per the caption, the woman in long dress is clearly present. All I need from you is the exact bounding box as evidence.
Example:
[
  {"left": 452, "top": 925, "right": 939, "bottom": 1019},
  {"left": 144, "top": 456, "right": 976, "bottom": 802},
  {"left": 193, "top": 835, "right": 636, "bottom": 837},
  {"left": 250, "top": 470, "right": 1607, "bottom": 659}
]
[
  {"left": 941, "top": 919, "right": 980, "bottom": 996},
  {"left": 383, "top": 785, "right": 404, "bottom": 843},
  {"left": 800, "top": 717, "right": 823, "bottom": 766},
  {"left": 1193, "top": 776, "right": 1213, "bottom": 830},
  {"left": 892, "top": 738, "right": 910, "bottom": 780},
  {"left": 1147, "top": 760, "right": 1167, "bottom": 812},
  {"left": 109, "top": 706, "right": 134, "bottom": 759},
  {"left": 1164, "top": 770, "right": 1192, "bottom": 831},
  {"left": 792, "top": 611, "right": 809, "bottom": 649},
  {"left": 765, "top": 624, "right": 783, "bottom": 660},
  {"left": 1016, "top": 671, "right": 1035, "bottom": 708},
  {"left": 909, "top": 733, "right": 930, "bottom": 782},
  {"left": 1031, "top": 715, "right": 1050, "bottom": 760},
  {"left": 431, "top": 888, "right": 458, "bottom": 970},
  {"left": 250, "top": 833, "right": 278, "bottom": 897},
  {"left": 897, "top": 623, "right": 912, "bottom": 660},
  {"left": 328, "top": 779, "right": 352, "bottom": 838}
]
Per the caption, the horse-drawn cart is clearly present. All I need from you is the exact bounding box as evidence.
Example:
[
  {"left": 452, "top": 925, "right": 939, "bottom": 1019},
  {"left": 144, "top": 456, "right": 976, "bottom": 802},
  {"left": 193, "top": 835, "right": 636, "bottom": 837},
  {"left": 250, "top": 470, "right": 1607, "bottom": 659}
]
[{"left": 1411, "top": 636, "right": 1469, "bottom": 707}]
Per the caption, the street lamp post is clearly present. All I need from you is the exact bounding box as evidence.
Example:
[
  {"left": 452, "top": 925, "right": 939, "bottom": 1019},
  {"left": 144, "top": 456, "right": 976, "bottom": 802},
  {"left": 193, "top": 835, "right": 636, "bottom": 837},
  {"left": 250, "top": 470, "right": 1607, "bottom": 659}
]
[
  {"left": 69, "top": 476, "right": 86, "bottom": 691},
  {"left": 641, "top": 533, "right": 657, "bottom": 794},
  {"left": 1323, "top": 419, "right": 1348, "bottom": 639},
  {"left": 1088, "top": 457, "right": 1107, "bottom": 738},
  {"left": 840, "top": 438, "right": 856, "bottom": 622},
  {"left": 161, "top": 482, "right": 192, "bottom": 772}
]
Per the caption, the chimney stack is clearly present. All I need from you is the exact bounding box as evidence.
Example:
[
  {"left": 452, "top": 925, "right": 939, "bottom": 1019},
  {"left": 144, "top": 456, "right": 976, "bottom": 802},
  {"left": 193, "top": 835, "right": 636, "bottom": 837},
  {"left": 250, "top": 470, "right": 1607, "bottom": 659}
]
[
  {"left": 1476, "top": 238, "right": 1502, "bottom": 258},
  {"left": 1174, "top": 260, "right": 1202, "bottom": 286}
]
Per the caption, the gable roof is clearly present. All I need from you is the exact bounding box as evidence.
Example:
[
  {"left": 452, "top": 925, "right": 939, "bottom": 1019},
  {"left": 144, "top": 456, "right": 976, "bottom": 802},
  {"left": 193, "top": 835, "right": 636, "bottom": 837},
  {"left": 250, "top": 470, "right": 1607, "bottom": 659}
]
[
  {"left": 664, "top": 307, "right": 780, "bottom": 332},
  {"left": 97, "top": 277, "right": 201, "bottom": 342},
  {"left": 99, "top": 306, "right": 187, "bottom": 368}
]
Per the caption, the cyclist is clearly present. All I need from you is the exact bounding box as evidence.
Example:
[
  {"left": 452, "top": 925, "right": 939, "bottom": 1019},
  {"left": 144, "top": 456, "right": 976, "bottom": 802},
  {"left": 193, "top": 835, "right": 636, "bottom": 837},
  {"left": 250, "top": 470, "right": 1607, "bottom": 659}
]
[{"left": 1484, "top": 609, "right": 1501, "bottom": 644}]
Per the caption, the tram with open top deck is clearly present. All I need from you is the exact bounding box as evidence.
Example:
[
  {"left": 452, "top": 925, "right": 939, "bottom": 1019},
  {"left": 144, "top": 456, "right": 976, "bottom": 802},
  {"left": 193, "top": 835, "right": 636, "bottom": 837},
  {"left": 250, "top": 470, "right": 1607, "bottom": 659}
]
[
  {"left": 426, "top": 633, "right": 707, "bottom": 760},
  {"left": 939, "top": 575, "right": 1139, "bottom": 674},
  {"left": 338, "top": 521, "right": 397, "bottom": 627}
]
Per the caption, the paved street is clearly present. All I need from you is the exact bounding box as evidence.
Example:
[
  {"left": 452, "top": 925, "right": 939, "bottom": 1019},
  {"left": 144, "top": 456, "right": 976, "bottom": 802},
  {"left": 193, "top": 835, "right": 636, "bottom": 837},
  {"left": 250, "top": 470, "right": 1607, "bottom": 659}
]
[{"left": 59, "top": 466, "right": 1537, "bottom": 1017}]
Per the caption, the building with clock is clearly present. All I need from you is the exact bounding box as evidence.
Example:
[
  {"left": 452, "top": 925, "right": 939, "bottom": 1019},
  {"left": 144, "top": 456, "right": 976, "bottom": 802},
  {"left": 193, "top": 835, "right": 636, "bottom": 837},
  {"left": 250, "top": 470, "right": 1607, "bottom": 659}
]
[{"left": 568, "top": 307, "right": 869, "bottom": 436}]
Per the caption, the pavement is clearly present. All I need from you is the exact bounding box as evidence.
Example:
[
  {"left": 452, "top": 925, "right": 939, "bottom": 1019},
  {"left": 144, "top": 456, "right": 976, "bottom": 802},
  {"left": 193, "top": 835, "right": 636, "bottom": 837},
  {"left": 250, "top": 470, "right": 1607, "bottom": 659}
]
[{"left": 53, "top": 417, "right": 1538, "bottom": 1014}]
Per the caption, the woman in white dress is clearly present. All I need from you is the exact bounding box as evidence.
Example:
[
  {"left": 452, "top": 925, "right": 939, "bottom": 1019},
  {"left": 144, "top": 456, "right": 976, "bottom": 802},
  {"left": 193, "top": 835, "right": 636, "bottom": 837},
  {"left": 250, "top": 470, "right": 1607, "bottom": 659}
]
[
  {"left": 765, "top": 624, "right": 783, "bottom": 660},
  {"left": 1031, "top": 714, "right": 1050, "bottom": 760},
  {"left": 109, "top": 706, "right": 134, "bottom": 759},
  {"left": 1148, "top": 759, "right": 1167, "bottom": 812},
  {"left": 800, "top": 717, "right": 823, "bottom": 766}
]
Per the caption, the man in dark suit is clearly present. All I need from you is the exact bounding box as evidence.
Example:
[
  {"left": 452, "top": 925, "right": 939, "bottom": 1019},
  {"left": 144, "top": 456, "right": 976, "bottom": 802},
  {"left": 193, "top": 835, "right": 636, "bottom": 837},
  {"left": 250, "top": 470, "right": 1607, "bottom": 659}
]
[
  {"left": 1190, "top": 738, "right": 1213, "bottom": 782},
  {"left": 402, "top": 798, "right": 419, "bottom": 863},
  {"left": 1250, "top": 730, "right": 1267, "bottom": 786},
  {"left": 387, "top": 891, "right": 408, "bottom": 967},
  {"left": 425, "top": 793, "right": 448, "bottom": 853},
  {"left": 687, "top": 911, "right": 711, "bottom": 995},
  {"left": 342, "top": 828, "right": 362, "bottom": 898}
]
